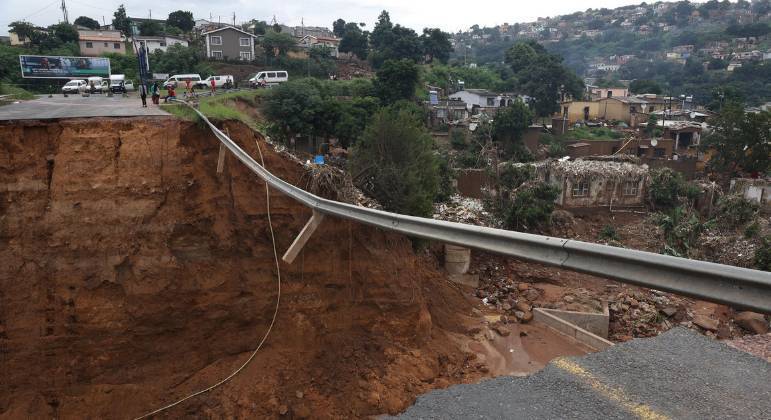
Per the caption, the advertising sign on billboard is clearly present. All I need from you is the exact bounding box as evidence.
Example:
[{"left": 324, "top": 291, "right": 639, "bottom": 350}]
[{"left": 19, "top": 55, "right": 111, "bottom": 79}]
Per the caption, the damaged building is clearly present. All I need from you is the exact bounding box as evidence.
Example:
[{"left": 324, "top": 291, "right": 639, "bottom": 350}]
[{"left": 509, "top": 157, "right": 649, "bottom": 210}]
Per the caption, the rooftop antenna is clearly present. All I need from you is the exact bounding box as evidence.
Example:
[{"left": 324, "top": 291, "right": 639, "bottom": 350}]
[
  {"left": 60, "top": 0, "right": 69, "bottom": 23},
  {"left": 233, "top": 12, "right": 236, "bottom": 26},
  {"left": 149, "top": 9, "right": 151, "bottom": 20}
]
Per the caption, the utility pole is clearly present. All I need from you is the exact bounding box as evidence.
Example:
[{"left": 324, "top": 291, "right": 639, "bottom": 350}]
[
  {"left": 233, "top": 12, "right": 236, "bottom": 26},
  {"left": 60, "top": 0, "right": 69, "bottom": 23}
]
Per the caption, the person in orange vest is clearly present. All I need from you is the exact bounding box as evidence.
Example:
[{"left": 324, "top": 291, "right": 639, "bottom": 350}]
[{"left": 210, "top": 77, "right": 216, "bottom": 95}]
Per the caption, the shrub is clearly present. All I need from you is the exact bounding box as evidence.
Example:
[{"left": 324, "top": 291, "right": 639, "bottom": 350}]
[
  {"left": 599, "top": 225, "right": 620, "bottom": 241},
  {"left": 648, "top": 168, "right": 688, "bottom": 209},
  {"left": 755, "top": 237, "right": 771, "bottom": 271},
  {"left": 435, "top": 152, "right": 455, "bottom": 202},
  {"left": 503, "top": 183, "right": 561, "bottom": 232},
  {"left": 652, "top": 206, "right": 713, "bottom": 257},
  {"left": 716, "top": 195, "right": 759, "bottom": 229},
  {"left": 498, "top": 164, "right": 534, "bottom": 190},
  {"left": 450, "top": 130, "right": 467, "bottom": 150},
  {"left": 745, "top": 222, "right": 760, "bottom": 238},
  {"left": 350, "top": 105, "right": 438, "bottom": 217}
]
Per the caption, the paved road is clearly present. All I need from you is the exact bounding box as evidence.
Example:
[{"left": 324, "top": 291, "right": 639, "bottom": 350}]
[
  {"left": 395, "top": 328, "right": 770, "bottom": 419},
  {"left": 0, "top": 94, "right": 168, "bottom": 120}
]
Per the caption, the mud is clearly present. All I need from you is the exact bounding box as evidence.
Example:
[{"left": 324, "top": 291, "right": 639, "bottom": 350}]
[{"left": 0, "top": 117, "right": 488, "bottom": 418}]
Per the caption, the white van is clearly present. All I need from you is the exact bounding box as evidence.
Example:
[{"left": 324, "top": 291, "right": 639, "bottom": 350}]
[
  {"left": 62, "top": 79, "right": 87, "bottom": 94},
  {"left": 249, "top": 70, "right": 288, "bottom": 87},
  {"left": 109, "top": 74, "right": 127, "bottom": 93},
  {"left": 196, "top": 75, "right": 234, "bottom": 89},
  {"left": 163, "top": 74, "right": 202, "bottom": 89},
  {"left": 87, "top": 76, "right": 105, "bottom": 93}
]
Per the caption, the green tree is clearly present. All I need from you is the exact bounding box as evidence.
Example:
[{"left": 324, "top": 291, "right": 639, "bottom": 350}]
[
  {"left": 369, "top": 10, "right": 422, "bottom": 67},
  {"left": 332, "top": 18, "right": 346, "bottom": 37},
  {"left": 8, "top": 21, "right": 38, "bottom": 43},
  {"left": 493, "top": 100, "right": 533, "bottom": 158},
  {"left": 420, "top": 28, "right": 452, "bottom": 63},
  {"left": 263, "top": 79, "right": 323, "bottom": 140},
  {"left": 339, "top": 22, "right": 368, "bottom": 59},
  {"left": 49, "top": 23, "right": 79, "bottom": 44},
  {"left": 167, "top": 10, "right": 194, "bottom": 32},
  {"left": 112, "top": 4, "right": 131, "bottom": 35},
  {"left": 702, "top": 103, "right": 770, "bottom": 175},
  {"left": 74, "top": 16, "right": 100, "bottom": 30},
  {"left": 373, "top": 59, "right": 419, "bottom": 105},
  {"left": 139, "top": 21, "right": 162, "bottom": 36},
  {"left": 629, "top": 79, "right": 662, "bottom": 94},
  {"left": 262, "top": 30, "right": 296, "bottom": 57},
  {"left": 249, "top": 20, "right": 268, "bottom": 35},
  {"left": 350, "top": 105, "right": 439, "bottom": 217},
  {"left": 506, "top": 41, "right": 583, "bottom": 118}
]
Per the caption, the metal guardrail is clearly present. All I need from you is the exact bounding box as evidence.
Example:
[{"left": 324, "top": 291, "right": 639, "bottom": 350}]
[{"left": 180, "top": 102, "right": 771, "bottom": 314}]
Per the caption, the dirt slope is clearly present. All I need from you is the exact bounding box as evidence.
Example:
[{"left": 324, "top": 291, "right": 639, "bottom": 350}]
[{"left": 0, "top": 117, "right": 480, "bottom": 418}]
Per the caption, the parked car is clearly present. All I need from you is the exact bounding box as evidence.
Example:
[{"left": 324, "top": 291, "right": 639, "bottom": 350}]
[
  {"left": 62, "top": 79, "right": 87, "bottom": 94},
  {"left": 109, "top": 74, "right": 132, "bottom": 93},
  {"left": 83, "top": 76, "right": 108, "bottom": 93},
  {"left": 249, "top": 70, "right": 288, "bottom": 88},
  {"left": 196, "top": 75, "right": 235, "bottom": 89},
  {"left": 163, "top": 74, "right": 202, "bottom": 89}
]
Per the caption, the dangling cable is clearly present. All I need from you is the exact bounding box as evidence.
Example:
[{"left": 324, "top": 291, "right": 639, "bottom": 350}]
[{"left": 133, "top": 133, "right": 282, "bottom": 420}]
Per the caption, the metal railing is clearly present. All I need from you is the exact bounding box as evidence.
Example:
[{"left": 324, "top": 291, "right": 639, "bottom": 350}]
[{"left": 181, "top": 102, "right": 771, "bottom": 314}]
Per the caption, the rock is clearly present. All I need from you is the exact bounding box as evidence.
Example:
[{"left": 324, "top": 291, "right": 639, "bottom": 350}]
[
  {"left": 661, "top": 307, "right": 678, "bottom": 317},
  {"left": 628, "top": 298, "right": 639, "bottom": 308},
  {"left": 563, "top": 295, "right": 575, "bottom": 303},
  {"left": 716, "top": 325, "right": 731, "bottom": 340},
  {"left": 525, "top": 289, "right": 541, "bottom": 302},
  {"left": 279, "top": 405, "right": 288, "bottom": 416},
  {"left": 516, "top": 310, "right": 533, "bottom": 323},
  {"left": 519, "top": 331, "right": 527, "bottom": 337},
  {"left": 492, "top": 326, "right": 510, "bottom": 337},
  {"left": 295, "top": 391, "right": 304, "bottom": 399},
  {"left": 517, "top": 283, "right": 529, "bottom": 292},
  {"left": 514, "top": 311, "right": 525, "bottom": 320},
  {"left": 501, "top": 302, "right": 512, "bottom": 311},
  {"left": 693, "top": 315, "right": 719, "bottom": 332},
  {"left": 734, "top": 312, "right": 769, "bottom": 334},
  {"left": 515, "top": 301, "right": 531, "bottom": 313}
]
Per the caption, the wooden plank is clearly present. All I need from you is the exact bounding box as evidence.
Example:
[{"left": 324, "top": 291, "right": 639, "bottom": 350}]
[
  {"left": 282, "top": 211, "right": 325, "bottom": 264},
  {"left": 216, "top": 143, "right": 226, "bottom": 173}
]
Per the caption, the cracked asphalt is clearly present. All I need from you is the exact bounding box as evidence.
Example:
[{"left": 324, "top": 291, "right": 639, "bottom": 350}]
[{"left": 395, "top": 328, "right": 770, "bottom": 419}]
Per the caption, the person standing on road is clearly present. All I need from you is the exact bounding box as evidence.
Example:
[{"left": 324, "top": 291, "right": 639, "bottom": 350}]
[
  {"left": 151, "top": 82, "right": 160, "bottom": 105},
  {"left": 139, "top": 82, "right": 148, "bottom": 107},
  {"left": 185, "top": 78, "right": 192, "bottom": 98},
  {"left": 210, "top": 77, "right": 216, "bottom": 95}
]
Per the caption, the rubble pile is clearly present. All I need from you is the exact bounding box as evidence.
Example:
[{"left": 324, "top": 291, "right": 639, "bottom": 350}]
[
  {"left": 470, "top": 260, "right": 540, "bottom": 324},
  {"left": 433, "top": 194, "right": 491, "bottom": 225},
  {"left": 725, "top": 333, "right": 771, "bottom": 362},
  {"left": 548, "top": 158, "right": 648, "bottom": 182}
]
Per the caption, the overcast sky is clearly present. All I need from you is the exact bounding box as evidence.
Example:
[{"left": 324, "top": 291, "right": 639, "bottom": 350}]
[{"left": 2, "top": 0, "right": 681, "bottom": 36}]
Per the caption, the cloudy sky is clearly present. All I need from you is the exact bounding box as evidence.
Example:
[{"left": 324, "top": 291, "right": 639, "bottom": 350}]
[{"left": 2, "top": 0, "right": 678, "bottom": 35}]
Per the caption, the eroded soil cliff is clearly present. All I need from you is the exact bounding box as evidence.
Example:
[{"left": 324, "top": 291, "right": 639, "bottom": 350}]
[{"left": 0, "top": 117, "right": 480, "bottom": 418}]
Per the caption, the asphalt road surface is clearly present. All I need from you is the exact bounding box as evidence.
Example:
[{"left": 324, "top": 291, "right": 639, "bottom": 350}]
[
  {"left": 395, "top": 328, "right": 770, "bottom": 419},
  {"left": 0, "top": 94, "right": 168, "bottom": 120}
]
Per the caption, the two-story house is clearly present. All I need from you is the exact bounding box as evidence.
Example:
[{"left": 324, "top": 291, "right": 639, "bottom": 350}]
[
  {"left": 78, "top": 30, "right": 126, "bottom": 56},
  {"left": 202, "top": 26, "right": 256, "bottom": 61}
]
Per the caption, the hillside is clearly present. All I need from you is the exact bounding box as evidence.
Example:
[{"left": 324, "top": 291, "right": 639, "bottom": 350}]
[{"left": 453, "top": 0, "right": 771, "bottom": 105}]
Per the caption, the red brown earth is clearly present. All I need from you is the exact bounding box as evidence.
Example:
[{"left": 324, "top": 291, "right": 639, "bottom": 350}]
[
  {"left": 0, "top": 117, "right": 593, "bottom": 419},
  {"left": 0, "top": 117, "right": 486, "bottom": 418}
]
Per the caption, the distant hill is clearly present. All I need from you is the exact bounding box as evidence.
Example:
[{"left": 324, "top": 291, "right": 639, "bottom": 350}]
[{"left": 453, "top": 1, "right": 771, "bottom": 105}]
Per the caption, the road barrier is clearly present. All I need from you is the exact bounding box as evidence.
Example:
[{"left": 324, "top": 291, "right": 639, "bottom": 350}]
[{"left": 179, "top": 101, "right": 771, "bottom": 314}]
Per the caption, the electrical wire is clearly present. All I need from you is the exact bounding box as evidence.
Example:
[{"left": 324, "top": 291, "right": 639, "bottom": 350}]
[
  {"left": 133, "top": 130, "right": 281, "bottom": 420},
  {"left": 8, "top": 0, "right": 59, "bottom": 24}
]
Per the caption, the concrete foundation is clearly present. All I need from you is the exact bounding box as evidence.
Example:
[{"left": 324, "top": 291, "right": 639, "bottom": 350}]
[{"left": 533, "top": 306, "right": 613, "bottom": 351}]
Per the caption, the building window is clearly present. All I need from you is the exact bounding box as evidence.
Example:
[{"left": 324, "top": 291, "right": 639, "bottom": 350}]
[
  {"left": 212, "top": 51, "right": 223, "bottom": 59},
  {"left": 160, "top": 41, "right": 166, "bottom": 47},
  {"left": 572, "top": 181, "right": 589, "bottom": 197},
  {"left": 113, "top": 43, "right": 120, "bottom": 49},
  {"left": 239, "top": 37, "right": 251, "bottom": 46},
  {"left": 210, "top": 35, "right": 222, "bottom": 45},
  {"left": 104, "top": 42, "right": 108, "bottom": 47},
  {"left": 486, "top": 97, "right": 495, "bottom": 106},
  {"left": 86, "top": 42, "right": 93, "bottom": 48},
  {"left": 623, "top": 181, "right": 639, "bottom": 196},
  {"left": 607, "top": 91, "right": 612, "bottom": 98},
  {"left": 240, "top": 51, "right": 252, "bottom": 60},
  {"left": 654, "top": 148, "right": 665, "bottom": 157}
]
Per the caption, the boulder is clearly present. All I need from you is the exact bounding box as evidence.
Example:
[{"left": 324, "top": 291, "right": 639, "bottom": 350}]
[
  {"left": 734, "top": 312, "right": 769, "bottom": 334},
  {"left": 693, "top": 315, "right": 719, "bottom": 332}
]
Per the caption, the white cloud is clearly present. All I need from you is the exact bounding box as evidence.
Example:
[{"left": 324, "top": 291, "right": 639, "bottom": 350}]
[{"left": 1, "top": 0, "right": 676, "bottom": 35}]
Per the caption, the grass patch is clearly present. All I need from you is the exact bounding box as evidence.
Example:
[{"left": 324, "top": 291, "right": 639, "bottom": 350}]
[
  {"left": 161, "top": 90, "right": 263, "bottom": 123},
  {"left": 561, "top": 126, "right": 622, "bottom": 141},
  {"left": 0, "top": 84, "right": 36, "bottom": 101}
]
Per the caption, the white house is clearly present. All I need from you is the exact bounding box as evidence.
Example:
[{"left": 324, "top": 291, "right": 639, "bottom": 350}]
[
  {"left": 134, "top": 35, "right": 188, "bottom": 53},
  {"left": 448, "top": 89, "right": 519, "bottom": 112},
  {"left": 296, "top": 35, "right": 340, "bottom": 57}
]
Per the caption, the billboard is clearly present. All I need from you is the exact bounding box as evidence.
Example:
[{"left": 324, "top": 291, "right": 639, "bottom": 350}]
[{"left": 19, "top": 55, "right": 111, "bottom": 79}]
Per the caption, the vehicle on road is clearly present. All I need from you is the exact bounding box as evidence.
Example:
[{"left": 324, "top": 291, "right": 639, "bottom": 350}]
[
  {"left": 109, "top": 74, "right": 134, "bottom": 93},
  {"left": 86, "top": 76, "right": 106, "bottom": 94},
  {"left": 62, "top": 80, "right": 87, "bottom": 94},
  {"left": 249, "top": 70, "right": 288, "bottom": 88},
  {"left": 196, "top": 75, "right": 234, "bottom": 89},
  {"left": 163, "top": 74, "right": 202, "bottom": 89}
]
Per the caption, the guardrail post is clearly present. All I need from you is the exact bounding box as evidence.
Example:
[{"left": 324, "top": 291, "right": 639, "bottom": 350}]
[{"left": 282, "top": 210, "right": 325, "bottom": 264}]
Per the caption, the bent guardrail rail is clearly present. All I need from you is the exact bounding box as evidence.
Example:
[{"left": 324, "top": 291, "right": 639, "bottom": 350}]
[{"left": 178, "top": 101, "right": 771, "bottom": 314}]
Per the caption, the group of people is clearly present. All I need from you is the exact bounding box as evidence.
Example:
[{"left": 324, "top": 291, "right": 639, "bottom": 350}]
[
  {"left": 138, "top": 77, "right": 224, "bottom": 107},
  {"left": 138, "top": 81, "right": 175, "bottom": 107}
]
